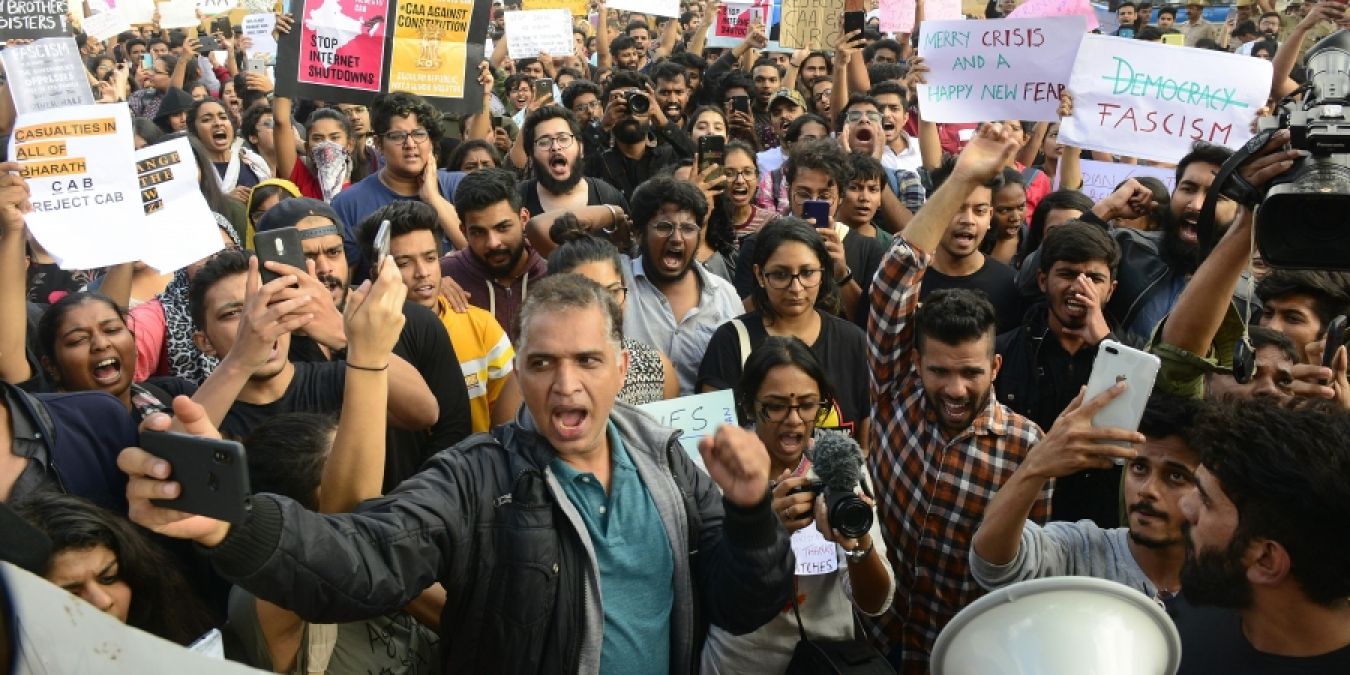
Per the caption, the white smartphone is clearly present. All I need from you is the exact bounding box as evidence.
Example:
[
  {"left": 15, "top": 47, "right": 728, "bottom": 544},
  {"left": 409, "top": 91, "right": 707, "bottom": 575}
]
[
  {"left": 1084, "top": 339, "right": 1160, "bottom": 453},
  {"left": 372, "top": 219, "right": 391, "bottom": 277}
]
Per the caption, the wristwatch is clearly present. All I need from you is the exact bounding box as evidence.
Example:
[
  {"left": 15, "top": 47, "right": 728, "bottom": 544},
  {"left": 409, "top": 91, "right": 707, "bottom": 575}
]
[
  {"left": 844, "top": 539, "right": 874, "bottom": 561},
  {"left": 835, "top": 266, "right": 854, "bottom": 285}
]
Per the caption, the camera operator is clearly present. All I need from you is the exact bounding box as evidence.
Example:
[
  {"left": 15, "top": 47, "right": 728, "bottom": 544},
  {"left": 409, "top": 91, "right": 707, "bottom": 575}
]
[{"left": 585, "top": 70, "right": 695, "bottom": 200}]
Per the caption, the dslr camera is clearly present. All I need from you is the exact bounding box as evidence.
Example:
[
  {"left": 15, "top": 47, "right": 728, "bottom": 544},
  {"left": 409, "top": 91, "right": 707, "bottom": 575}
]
[{"left": 625, "top": 90, "right": 650, "bottom": 115}]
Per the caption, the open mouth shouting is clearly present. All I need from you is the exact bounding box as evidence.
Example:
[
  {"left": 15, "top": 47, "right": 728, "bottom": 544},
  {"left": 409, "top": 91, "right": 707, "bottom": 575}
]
[
  {"left": 949, "top": 229, "right": 978, "bottom": 250},
  {"left": 938, "top": 396, "right": 973, "bottom": 427},
  {"left": 91, "top": 356, "right": 124, "bottom": 387},
  {"left": 778, "top": 429, "right": 807, "bottom": 455},
  {"left": 551, "top": 404, "right": 590, "bottom": 442},
  {"left": 729, "top": 180, "right": 752, "bottom": 204},
  {"left": 412, "top": 281, "right": 437, "bottom": 304},
  {"left": 1063, "top": 293, "right": 1088, "bottom": 321},
  {"left": 855, "top": 127, "right": 874, "bottom": 144},
  {"left": 881, "top": 117, "right": 898, "bottom": 141},
  {"left": 657, "top": 241, "right": 688, "bottom": 275},
  {"left": 209, "top": 125, "right": 231, "bottom": 150},
  {"left": 664, "top": 103, "right": 683, "bottom": 121},
  {"left": 547, "top": 151, "right": 571, "bottom": 178}
]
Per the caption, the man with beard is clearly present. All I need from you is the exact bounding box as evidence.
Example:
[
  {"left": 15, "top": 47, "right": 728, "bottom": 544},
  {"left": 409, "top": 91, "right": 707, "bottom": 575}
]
[
  {"left": 517, "top": 106, "right": 627, "bottom": 218},
  {"left": 994, "top": 222, "right": 1122, "bottom": 526},
  {"left": 185, "top": 251, "right": 439, "bottom": 442},
  {"left": 585, "top": 71, "right": 694, "bottom": 201},
  {"left": 562, "top": 80, "right": 609, "bottom": 158},
  {"left": 866, "top": 124, "right": 1101, "bottom": 672},
  {"left": 252, "top": 199, "right": 475, "bottom": 489},
  {"left": 651, "top": 61, "right": 691, "bottom": 128},
  {"left": 756, "top": 89, "right": 806, "bottom": 174},
  {"left": 620, "top": 176, "right": 741, "bottom": 394},
  {"left": 332, "top": 92, "right": 466, "bottom": 280},
  {"left": 915, "top": 156, "right": 1024, "bottom": 334},
  {"left": 972, "top": 396, "right": 1197, "bottom": 602},
  {"left": 442, "top": 169, "right": 548, "bottom": 340},
  {"left": 1171, "top": 400, "right": 1350, "bottom": 673}
]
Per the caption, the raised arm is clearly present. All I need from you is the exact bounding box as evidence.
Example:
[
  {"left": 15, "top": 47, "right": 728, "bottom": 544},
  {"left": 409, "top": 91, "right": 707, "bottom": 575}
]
[
  {"left": 0, "top": 164, "right": 32, "bottom": 384},
  {"left": 653, "top": 14, "right": 680, "bottom": 60},
  {"left": 465, "top": 62, "right": 494, "bottom": 142},
  {"left": 271, "top": 91, "right": 300, "bottom": 182},
  {"left": 597, "top": 3, "right": 613, "bottom": 70}
]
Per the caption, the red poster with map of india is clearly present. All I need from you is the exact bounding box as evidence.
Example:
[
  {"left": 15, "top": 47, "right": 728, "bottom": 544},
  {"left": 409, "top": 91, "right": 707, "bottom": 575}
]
[{"left": 297, "top": 0, "right": 389, "bottom": 92}]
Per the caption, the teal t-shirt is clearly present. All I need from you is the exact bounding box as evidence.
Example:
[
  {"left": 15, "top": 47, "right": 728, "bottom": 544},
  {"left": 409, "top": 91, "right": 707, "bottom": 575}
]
[{"left": 551, "top": 423, "right": 674, "bottom": 675}]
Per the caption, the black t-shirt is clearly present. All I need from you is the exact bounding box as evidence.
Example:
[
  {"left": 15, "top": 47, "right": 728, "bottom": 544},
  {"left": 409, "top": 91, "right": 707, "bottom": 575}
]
[
  {"left": 585, "top": 144, "right": 685, "bottom": 200},
  {"left": 1170, "top": 594, "right": 1350, "bottom": 674},
  {"left": 220, "top": 360, "right": 346, "bottom": 440},
  {"left": 696, "top": 311, "right": 870, "bottom": 438},
  {"left": 920, "top": 257, "right": 1024, "bottom": 333},
  {"left": 517, "top": 177, "right": 628, "bottom": 217},
  {"left": 734, "top": 230, "right": 887, "bottom": 329},
  {"left": 26, "top": 264, "right": 90, "bottom": 305}
]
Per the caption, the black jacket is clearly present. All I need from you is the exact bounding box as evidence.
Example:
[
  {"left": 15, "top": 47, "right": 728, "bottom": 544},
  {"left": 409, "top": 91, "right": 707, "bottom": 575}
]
[{"left": 205, "top": 403, "right": 793, "bottom": 674}]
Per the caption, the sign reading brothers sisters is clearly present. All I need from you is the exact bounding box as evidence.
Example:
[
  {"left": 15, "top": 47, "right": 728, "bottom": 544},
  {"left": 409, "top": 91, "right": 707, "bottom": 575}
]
[
  {"left": 0, "top": 0, "right": 71, "bottom": 40},
  {"left": 275, "top": 0, "right": 491, "bottom": 115}
]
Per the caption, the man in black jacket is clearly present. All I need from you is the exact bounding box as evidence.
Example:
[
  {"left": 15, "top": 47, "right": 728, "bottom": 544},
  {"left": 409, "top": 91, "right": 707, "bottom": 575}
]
[
  {"left": 585, "top": 70, "right": 695, "bottom": 200},
  {"left": 995, "top": 221, "right": 1121, "bottom": 526},
  {"left": 120, "top": 272, "right": 793, "bottom": 674}
]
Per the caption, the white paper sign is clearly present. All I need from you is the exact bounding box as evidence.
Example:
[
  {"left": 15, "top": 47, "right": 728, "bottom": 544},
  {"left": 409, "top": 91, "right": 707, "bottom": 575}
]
[
  {"left": 10, "top": 105, "right": 144, "bottom": 269},
  {"left": 157, "top": 0, "right": 201, "bottom": 28},
  {"left": 504, "top": 9, "right": 574, "bottom": 60},
  {"left": 878, "top": 0, "right": 914, "bottom": 34},
  {"left": 241, "top": 12, "right": 278, "bottom": 59},
  {"left": 1058, "top": 35, "right": 1270, "bottom": 163},
  {"left": 791, "top": 525, "right": 840, "bottom": 576},
  {"left": 134, "top": 136, "right": 226, "bottom": 273},
  {"left": 197, "top": 0, "right": 236, "bottom": 15},
  {"left": 0, "top": 38, "right": 95, "bottom": 116},
  {"left": 915, "top": 17, "right": 1086, "bottom": 123},
  {"left": 637, "top": 388, "right": 738, "bottom": 469},
  {"left": 119, "top": 0, "right": 157, "bottom": 24},
  {"left": 81, "top": 9, "right": 131, "bottom": 40},
  {"left": 1068, "top": 159, "right": 1177, "bottom": 204},
  {"left": 609, "top": 0, "right": 678, "bottom": 18}
]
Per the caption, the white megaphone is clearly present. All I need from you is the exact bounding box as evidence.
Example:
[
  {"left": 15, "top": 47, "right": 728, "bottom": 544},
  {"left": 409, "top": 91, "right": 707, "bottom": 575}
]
[{"left": 932, "top": 576, "right": 1181, "bottom": 675}]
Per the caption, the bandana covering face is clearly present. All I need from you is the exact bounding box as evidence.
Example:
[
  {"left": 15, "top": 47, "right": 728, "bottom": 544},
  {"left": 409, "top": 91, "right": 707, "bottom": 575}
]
[{"left": 311, "top": 140, "right": 352, "bottom": 203}]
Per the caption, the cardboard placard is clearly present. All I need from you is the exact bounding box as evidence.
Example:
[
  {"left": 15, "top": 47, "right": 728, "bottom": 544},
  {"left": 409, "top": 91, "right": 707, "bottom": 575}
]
[
  {"left": 1058, "top": 34, "right": 1270, "bottom": 163},
  {"left": 387, "top": 0, "right": 476, "bottom": 100},
  {"left": 636, "top": 389, "right": 738, "bottom": 468},
  {"left": 0, "top": 0, "right": 71, "bottom": 40},
  {"left": 0, "top": 38, "right": 95, "bottom": 115},
  {"left": 197, "top": 0, "right": 237, "bottom": 15},
  {"left": 792, "top": 526, "right": 840, "bottom": 575},
  {"left": 133, "top": 136, "right": 227, "bottom": 273},
  {"left": 504, "top": 9, "right": 573, "bottom": 60},
  {"left": 157, "top": 0, "right": 202, "bottom": 28},
  {"left": 81, "top": 9, "right": 132, "bottom": 41},
  {"left": 778, "top": 0, "right": 843, "bottom": 50},
  {"left": 915, "top": 17, "right": 1086, "bottom": 123},
  {"left": 522, "top": 0, "right": 587, "bottom": 15},
  {"left": 241, "top": 12, "right": 278, "bottom": 59},
  {"left": 609, "top": 0, "right": 678, "bottom": 19},
  {"left": 1008, "top": 0, "right": 1099, "bottom": 32},
  {"left": 878, "top": 0, "right": 913, "bottom": 34}
]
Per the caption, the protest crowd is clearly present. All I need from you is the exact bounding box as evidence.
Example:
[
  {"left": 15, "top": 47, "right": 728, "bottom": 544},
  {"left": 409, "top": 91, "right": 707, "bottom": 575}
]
[{"left": 2, "top": 0, "right": 1350, "bottom": 672}]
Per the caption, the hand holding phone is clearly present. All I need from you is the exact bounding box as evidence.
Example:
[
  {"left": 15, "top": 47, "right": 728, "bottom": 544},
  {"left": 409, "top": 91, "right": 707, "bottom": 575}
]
[
  {"left": 802, "top": 199, "right": 831, "bottom": 227},
  {"left": 142, "top": 431, "right": 251, "bottom": 524},
  {"left": 1323, "top": 315, "right": 1348, "bottom": 368},
  {"left": 1083, "top": 339, "right": 1160, "bottom": 454},
  {"left": 254, "top": 227, "right": 307, "bottom": 285},
  {"left": 372, "top": 219, "right": 392, "bottom": 278},
  {"left": 697, "top": 134, "right": 725, "bottom": 183}
]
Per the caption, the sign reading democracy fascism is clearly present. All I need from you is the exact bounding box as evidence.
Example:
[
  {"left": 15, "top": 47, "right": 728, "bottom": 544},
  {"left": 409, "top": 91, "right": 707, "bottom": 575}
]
[
  {"left": 1059, "top": 34, "right": 1271, "bottom": 162},
  {"left": 915, "top": 16, "right": 1086, "bottom": 123}
]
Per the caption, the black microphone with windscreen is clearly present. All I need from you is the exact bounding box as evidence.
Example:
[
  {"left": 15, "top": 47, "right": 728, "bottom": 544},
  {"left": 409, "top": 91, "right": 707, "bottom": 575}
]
[{"left": 810, "top": 430, "right": 873, "bottom": 540}]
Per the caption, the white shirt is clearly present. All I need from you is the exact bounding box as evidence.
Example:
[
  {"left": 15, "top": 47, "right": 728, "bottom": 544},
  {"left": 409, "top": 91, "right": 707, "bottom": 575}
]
[
  {"left": 882, "top": 134, "right": 922, "bottom": 174},
  {"left": 757, "top": 146, "right": 785, "bottom": 174}
]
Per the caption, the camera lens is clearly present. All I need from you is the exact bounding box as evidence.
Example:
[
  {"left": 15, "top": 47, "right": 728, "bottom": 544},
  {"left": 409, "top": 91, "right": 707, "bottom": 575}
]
[
  {"left": 626, "top": 91, "right": 649, "bottom": 115},
  {"left": 828, "top": 492, "right": 873, "bottom": 540}
]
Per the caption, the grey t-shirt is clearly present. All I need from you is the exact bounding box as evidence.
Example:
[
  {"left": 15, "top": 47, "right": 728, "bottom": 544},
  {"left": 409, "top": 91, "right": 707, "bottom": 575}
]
[{"left": 969, "top": 521, "right": 1160, "bottom": 600}]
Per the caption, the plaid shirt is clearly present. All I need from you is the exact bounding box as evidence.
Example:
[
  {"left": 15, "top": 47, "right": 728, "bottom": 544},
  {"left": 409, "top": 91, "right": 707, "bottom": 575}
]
[
  {"left": 865, "top": 238, "right": 1051, "bottom": 673},
  {"left": 892, "top": 168, "right": 928, "bottom": 214}
]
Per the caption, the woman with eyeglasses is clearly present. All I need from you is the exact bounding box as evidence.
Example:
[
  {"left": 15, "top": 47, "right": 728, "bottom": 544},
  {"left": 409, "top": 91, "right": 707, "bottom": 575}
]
[
  {"left": 546, "top": 215, "right": 680, "bottom": 403},
  {"left": 700, "top": 336, "right": 893, "bottom": 674},
  {"left": 697, "top": 217, "right": 872, "bottom": 451}
]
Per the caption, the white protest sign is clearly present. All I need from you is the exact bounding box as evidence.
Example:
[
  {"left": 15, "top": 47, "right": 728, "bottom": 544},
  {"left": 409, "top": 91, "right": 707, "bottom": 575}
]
[
  {"left": 241, "top": 12, "right": 278, "bottom": 59},
  {"left": 792, "top": 525, "right": 840, "bottom": 576},
  {"left": 927, "top": 0, "right": 962, "bottom": 20},
  {"left": 118, "top": 0, "right": 157, "bottom": 24},
  {"left": 0, "top": 38, "right": 95, "bottom": 116},
  {"left": 1066, "top": 159, "right": 1177, "bottom": 204},
  {"left": 504, "top": 9, "right": 574, "bottom": 60},
  {"left": 10, "top": 105, "right": 144, "bottom": 269},
  {"left": 915, "top": 17, "right": 1085, "bottom": 123},
  {"left": 81, "top": 9, "right": 130, "bottom": 40},
  {"left": 157, "top": 0, "right": 201, "bottom": 28},
  {"left": 1058, "top": 35, "right": 1270, "bottom": 163},
  {"left": 609, "top": 0, "right": 678, "bottom": 18},
  {"left": 637, "top": 388, "right": 738, "bottom": 469},
  {"left": 133, "top": 136, "right": 226, "bottom": 272},
  {"left": 197, "top": 0, "right": 236, "bottom": 15}
]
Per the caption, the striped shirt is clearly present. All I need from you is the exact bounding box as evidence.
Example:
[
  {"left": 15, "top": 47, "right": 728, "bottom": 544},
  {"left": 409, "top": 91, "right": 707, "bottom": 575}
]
[
  {"left": 865, "top": 238, "right": 1050, "bottom": 673},
  {"left": 436, "top": 296, "right": 515, "bottom": 433}
]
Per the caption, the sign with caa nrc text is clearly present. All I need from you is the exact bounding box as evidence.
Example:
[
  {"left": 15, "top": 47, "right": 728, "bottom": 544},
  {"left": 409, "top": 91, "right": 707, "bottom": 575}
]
[
  {"left": 916, "top": 16, "right": 1086, "bottom": 123},
  {"left": 1059, "top": 34, "right": 1271, "bottom": 163}
]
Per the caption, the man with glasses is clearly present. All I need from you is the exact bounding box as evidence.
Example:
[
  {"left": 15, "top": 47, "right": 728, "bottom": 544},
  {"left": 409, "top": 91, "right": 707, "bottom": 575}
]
[
  {"left": 756, "top": 89, "right": 806, "bottom": 175},
  {"left": 332, "top": 92, "right": 467, "bottom": 280},
  {"left": 562, "top": 80, "right": 609, "bottom": 158},
  {"left": 516, "top": 107, "right": 627, "bottom": 221},
  {"left": 585, "top": 71, "right": 694, "bottom": 201},
  {"left": 620, "top": 177, "right": 741, "bottom": 394}
]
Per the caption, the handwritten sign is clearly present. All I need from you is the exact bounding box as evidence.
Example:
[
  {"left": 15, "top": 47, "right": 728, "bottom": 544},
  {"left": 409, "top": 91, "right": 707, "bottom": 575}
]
[
  {"left": 0, "top": 38, "right": 94, "bottom": 115},
  {"left": 779, "top": 0, "right": 843, "bottom": 50},
  {"left": 610, "top": 0, "right": 678, "bottom": 18},
  {"left": 197, "top": 0, "right": 236, "bottom": 15},
  {"left": 157, "top": 0, "right": 201, "bottom": 28},
  {"left": 878, "top": 0, "right": 914, "bottom": 34},
  {"left": 637, "top": 389, "right": 737, "bottom": 468},
  {"left": 713, "top": 1, "right": 770, "bottom": 40},
  {"left": 1008, "top": 0, "right": 1098, "bottom": 32},
  {"left": 522, "top": 0, "right": 587, "bottom": 15},
  {"left": 504, "top": 9, "right": 573, "bottom": 60},
  {"left": 241, "top": 13, "right": 278, "bottom": 60},
  {"left": 1067, "top": 159, "right": 1177, "bottom": 204},
  {"left": 1058, "top": 35, "right": 1270, "bottom": 163},
  {"left": 0, "top": 0, "right": 70, "bottom": 40},
  {"left": 927, "top": 0, "right": 962, "bottom": 21},
  {"left": 915, "top": 17, "right": 1085, "bottom": 124},
  {"left": 81, "top": 9, "right": 131, "bottom": 40},
  {"left": 791, "top": 525, "right": 840, "bottom": 576},
  {"left": 9, "top": 105, "right": 144, "bottom": 269},
  {"left": 134, "top": 137, "right": 226, "bottom": 273}
]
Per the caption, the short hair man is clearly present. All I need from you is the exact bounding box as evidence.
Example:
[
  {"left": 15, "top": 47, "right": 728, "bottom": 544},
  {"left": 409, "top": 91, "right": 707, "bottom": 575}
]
[
  {"left": 1255, "top": 269, "right": 1350, "bottom": 355},
  {"left": 650, "top": 60, "right": 691, "bottom": 127},
  {"left": 870, "top": 81, "right": 921, "bottom": 175},
  {"left": 357, "top": 201, "right": 521, "bottom": 432},
  {"left": 584, "top": 71, "right": 695, "bottom": 200},
  {"left": 123, "top": 274, "right": 794, "bottom": 673},
  {"left": 621, "top": 177, "right": 741, "bottom": 393},
  {"left": 755, "top": 88, "right": 806, "bottom": 174},
  {"left": 444, "top": 168, "right": 548, "bottom": 339},
  {"left": 972, "top": 396, "right": 1200, "bottom": 601},
  {"left": 1171, "top": 400, "right": 1350, "bottom": 672},
  {"left": 517, "top": 106, "right": 628, "bottom": 219},
  {"left": 331, "top": 92, "right": 466, "bottom": 278},
  {"left": 1115, "top": 2, "right": 1140, "bottom": 37}
]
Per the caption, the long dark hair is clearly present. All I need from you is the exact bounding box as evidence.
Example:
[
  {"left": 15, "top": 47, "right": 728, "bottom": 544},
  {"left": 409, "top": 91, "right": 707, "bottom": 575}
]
[
  {"left": 703, "top": 140, "right": 755, "bottom": 257},
  {"left": 735, "top": 335, "right": 835, "bottom": 426},
  {"left": 15, "top": 492, "right": 215, "bottom": 645},
  {"left": 750, "top": 217, "right": 840, "bottom": 321},
  {"left": 159, "top": 132, "right": 232, "bottom": 216},
  {"left": 36, "top": 292, "right": 130, "bottom": 388}
]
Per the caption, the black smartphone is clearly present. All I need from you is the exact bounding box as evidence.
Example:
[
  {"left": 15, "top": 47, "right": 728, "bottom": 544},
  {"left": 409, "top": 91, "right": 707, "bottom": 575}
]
[
  {"left": 534, "top": 77, "right": 554, "bottom": 101},
  {"left": 196, "top": 34, "right": 222, "bottom": 55},
  {"left": 142, "top": 431, "right": 251, "bottom": 524},
  {"left": 843, "top": 10, "right": 865, "bottom": 36},
  {"left": 210, "top": 16, "right": 231, "bottom": 35},
  {"left": 1324, "top": 315, "right": 1349, "bottom": 368},
  {"left": 491, "top": 114, "right": 503, "bottom": 129},
  {"left": 253, "top": 227, "right": 307, "bottom": 284},
  {"left": 803, "top": 199, "right": 831, "bottom": 227},
  {"left": 731, "top": 95, "right": 751, "bottom": 115},
  {"left": 697, "top": 134, "right": 725, "bottom": 181}
]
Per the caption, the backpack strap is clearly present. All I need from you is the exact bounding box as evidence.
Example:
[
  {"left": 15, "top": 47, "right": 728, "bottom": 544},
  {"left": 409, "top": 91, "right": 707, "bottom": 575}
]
[{"left": 731, "top": 318, "right": 752, "bottom": 368}]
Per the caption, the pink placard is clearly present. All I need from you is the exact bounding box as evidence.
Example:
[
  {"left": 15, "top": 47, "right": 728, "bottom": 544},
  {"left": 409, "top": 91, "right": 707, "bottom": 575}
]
[
  {"left": 878, "top": 0, "right": 914, "bottom": 33},
  {"left": 1009, "top": 0, "right": 1099, "bottom": 31}
]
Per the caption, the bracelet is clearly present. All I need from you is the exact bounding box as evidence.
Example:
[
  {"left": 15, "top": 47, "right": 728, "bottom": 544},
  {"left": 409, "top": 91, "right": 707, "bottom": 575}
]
[
  {"left": 605, "top": 204, "right": 620, "bottom": 230},
  {"left": 835, "top": 267, "right": 854, "bottom": 285},
  {"left": 346, "top": 362, "right": 389, "bottom": 372},
  {"left": 844, "top": 539, "right": 874, "bottom": 561}
]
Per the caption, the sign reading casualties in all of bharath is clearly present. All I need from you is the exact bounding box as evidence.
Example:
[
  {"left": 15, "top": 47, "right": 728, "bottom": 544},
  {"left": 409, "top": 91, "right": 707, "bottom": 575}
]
[{"left": 277, "top": 0, "right": 491, "bottom": 114}]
